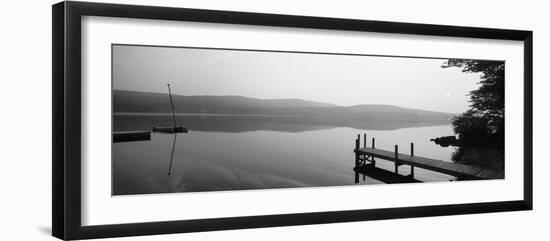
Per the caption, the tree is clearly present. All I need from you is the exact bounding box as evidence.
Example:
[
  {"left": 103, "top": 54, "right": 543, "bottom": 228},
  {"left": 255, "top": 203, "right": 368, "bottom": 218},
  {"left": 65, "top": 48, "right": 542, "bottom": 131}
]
[{"left": 442, "top": 59, "right": 505, "bottom": 148}]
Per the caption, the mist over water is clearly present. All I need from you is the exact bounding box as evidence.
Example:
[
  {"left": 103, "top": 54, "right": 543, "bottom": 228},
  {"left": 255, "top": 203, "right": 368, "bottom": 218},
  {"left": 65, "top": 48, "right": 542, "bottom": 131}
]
[{"left": 113, "top": 115, "right": 456, "bottom": 195}]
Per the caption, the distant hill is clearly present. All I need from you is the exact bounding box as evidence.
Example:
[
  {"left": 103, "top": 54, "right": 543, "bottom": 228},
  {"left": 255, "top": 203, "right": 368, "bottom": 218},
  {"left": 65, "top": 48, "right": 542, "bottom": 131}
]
[
  {"left": 344, "top": 104, "right": 456, "bottom": 118},
  {"left": 113, "top": 90, "right": 336, "bottom": 113},
  {"left": 113, "top": 90, "right": 454, "bottom": 128}
]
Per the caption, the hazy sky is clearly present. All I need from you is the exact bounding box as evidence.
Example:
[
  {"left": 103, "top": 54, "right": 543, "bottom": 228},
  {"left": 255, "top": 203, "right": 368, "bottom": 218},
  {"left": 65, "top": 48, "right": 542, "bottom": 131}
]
[{"left": 113, "top": 45, "right": 483, "bottom": 114}]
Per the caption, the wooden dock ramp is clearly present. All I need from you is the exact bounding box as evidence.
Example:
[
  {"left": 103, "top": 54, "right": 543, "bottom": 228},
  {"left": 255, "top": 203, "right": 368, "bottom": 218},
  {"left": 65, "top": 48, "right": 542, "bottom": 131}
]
[
  {"left": 113, "top": 131, "right": 151, "bottom": 143},
  {"left": 354, "top": 133, "right": 503, "bottom": 180}
]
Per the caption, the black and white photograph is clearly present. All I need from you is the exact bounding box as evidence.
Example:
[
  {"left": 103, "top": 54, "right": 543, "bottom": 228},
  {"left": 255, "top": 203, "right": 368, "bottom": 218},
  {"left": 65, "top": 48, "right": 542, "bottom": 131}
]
[
  {"left": 112, "top": 44, "right": 505, "bottom": 195},
  {"left": 0, "top": 0, "right": 544, "bottom": 240}
]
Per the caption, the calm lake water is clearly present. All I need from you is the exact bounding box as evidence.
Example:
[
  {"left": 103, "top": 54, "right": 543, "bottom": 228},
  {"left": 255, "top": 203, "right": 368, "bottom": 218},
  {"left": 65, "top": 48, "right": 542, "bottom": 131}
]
[{"left": 113, "top": 114, "right": 457, "bottom": 195}]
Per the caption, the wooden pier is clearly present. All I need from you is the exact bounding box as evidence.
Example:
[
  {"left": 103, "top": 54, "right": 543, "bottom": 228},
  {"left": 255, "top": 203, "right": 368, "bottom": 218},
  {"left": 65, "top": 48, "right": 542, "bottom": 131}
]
[
  {"left": 354, "top": 133, "right": 504, "bottom": 181},
  {"left": 113, "top": 131, "right": 151, "bottom": 143}
]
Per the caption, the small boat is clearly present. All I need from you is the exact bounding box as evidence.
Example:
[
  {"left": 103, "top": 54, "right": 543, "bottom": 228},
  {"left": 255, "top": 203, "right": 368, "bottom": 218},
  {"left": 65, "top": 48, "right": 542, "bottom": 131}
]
[{"left": 152, "top": 83, "right": 189, "bottom": 134}]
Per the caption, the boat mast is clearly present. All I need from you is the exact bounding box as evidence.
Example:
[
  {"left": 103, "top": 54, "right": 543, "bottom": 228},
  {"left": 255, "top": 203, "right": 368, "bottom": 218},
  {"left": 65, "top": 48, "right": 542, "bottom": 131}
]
[{"left": 167, "top": 84, "right": 177, "bottom": 126}]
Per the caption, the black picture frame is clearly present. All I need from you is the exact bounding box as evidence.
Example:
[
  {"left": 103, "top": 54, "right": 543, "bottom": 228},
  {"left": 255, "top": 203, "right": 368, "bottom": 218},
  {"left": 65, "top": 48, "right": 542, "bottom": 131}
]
[{"left": 52, "top": 1, "right": 533, "bottom": 240}]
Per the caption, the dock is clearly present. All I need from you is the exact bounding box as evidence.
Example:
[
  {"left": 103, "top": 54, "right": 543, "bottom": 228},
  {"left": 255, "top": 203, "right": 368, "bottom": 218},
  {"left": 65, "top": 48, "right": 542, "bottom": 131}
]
[
  {"left": 354, "top": 133, "right": 504, "bottom": 181},
  {"left": 113, "top": 131, "right": 151, "bottom": 143}
]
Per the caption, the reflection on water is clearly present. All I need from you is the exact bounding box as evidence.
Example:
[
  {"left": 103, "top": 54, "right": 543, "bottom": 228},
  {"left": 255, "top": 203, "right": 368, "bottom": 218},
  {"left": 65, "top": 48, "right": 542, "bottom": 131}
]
[
  {"left": 113, "top": 113, "right": 451, "bottom": 132},
  {"left": 112, "top": 114, "right": 457, "bottom": 195},
  {"left": 167, "top": 133, "right": 178, "bottom": 176}
]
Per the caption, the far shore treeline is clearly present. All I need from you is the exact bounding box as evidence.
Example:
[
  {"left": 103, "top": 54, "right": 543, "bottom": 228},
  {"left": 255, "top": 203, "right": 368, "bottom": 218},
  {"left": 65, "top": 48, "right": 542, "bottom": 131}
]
[{"left": 113, "top": 89, "right": 455, "bottom": 129}]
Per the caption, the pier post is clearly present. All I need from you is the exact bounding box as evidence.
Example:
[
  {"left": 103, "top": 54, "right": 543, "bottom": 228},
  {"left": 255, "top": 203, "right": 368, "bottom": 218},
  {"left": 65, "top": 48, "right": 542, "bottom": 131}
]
[
  {"left": 370, "top": 137, "right": 376, "bottom": 164},
  {"left": 394, "top": 145, "right": 399, "bottom": 174},
  {"left": 410, "top": 143, "right": 415, "bottom": 178},
  {"left": 355, "top": 137, "right": 360, "bottom": 167}
]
